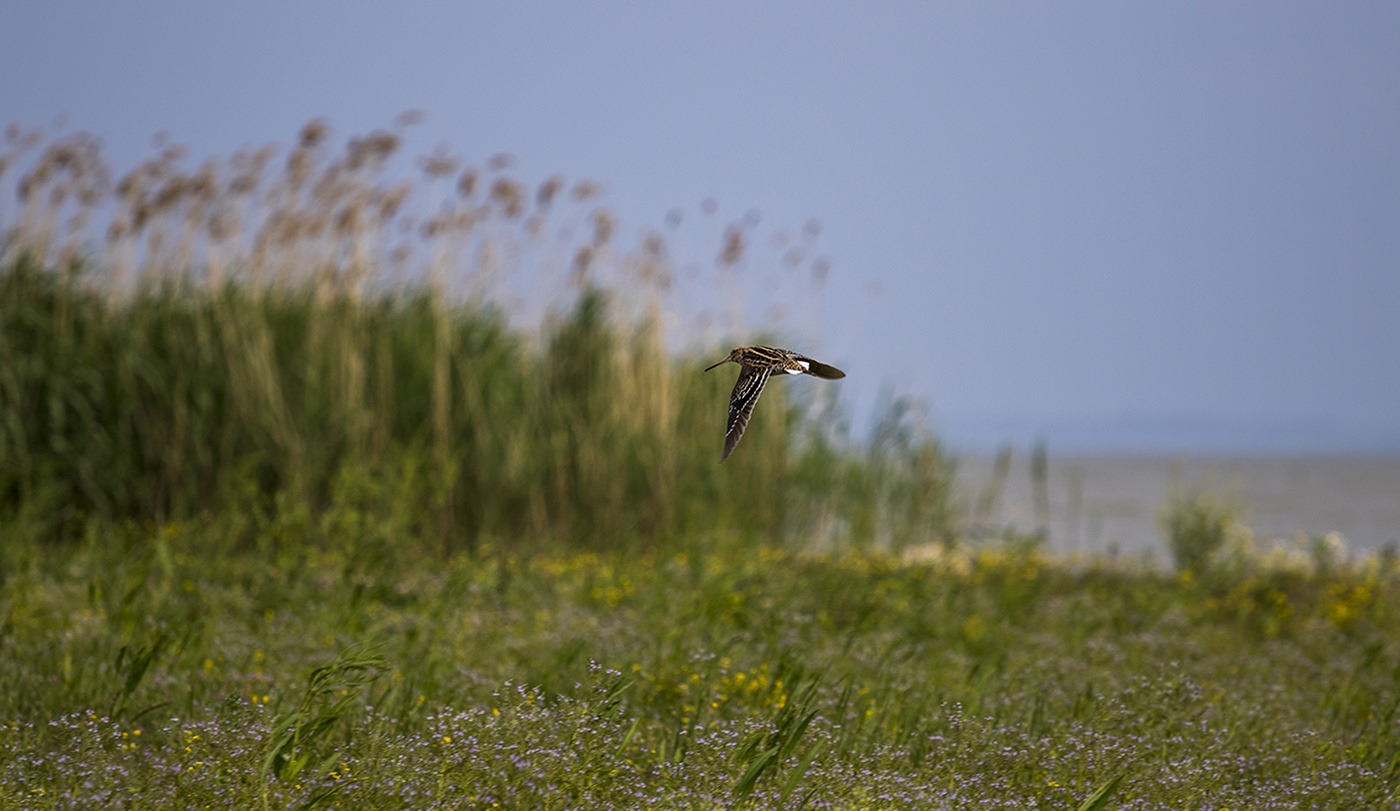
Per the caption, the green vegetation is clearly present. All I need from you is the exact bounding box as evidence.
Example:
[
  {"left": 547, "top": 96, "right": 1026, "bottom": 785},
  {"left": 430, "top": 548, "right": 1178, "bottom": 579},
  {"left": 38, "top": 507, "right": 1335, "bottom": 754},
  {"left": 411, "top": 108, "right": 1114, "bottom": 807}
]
[
  {"left": 1160, "top": 488, "right": 1238, "bottom": 575},
  {"left": 0, "top": 121, "right": 950, "bottom": 555},
  {"left": 4, "top": 523, "right": 1399, "bottom": 808},
  {"left": 2, "top": 122, "right": 1399, "bottom": 808}
]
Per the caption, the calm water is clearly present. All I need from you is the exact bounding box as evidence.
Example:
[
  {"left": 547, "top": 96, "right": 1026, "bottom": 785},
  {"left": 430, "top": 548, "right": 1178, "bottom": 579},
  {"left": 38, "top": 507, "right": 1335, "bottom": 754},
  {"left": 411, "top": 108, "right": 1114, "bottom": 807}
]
[{"left": 953, "top": 452, "right": 1400, "bottom": 561}]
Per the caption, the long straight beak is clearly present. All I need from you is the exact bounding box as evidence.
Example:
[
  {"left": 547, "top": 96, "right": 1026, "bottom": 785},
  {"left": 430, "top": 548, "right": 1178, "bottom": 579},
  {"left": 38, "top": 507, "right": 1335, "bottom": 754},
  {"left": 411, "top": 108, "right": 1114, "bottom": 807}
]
[{"left": 703, "top": 358, "right": 728, "bottom": 372}]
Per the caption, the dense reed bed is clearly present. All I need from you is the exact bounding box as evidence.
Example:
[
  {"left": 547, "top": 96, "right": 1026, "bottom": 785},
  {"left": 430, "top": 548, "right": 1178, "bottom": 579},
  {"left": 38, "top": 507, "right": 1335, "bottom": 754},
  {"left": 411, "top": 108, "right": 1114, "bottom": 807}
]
[{"left": 0, "top": 120, "right": 952, "bottom": 555}]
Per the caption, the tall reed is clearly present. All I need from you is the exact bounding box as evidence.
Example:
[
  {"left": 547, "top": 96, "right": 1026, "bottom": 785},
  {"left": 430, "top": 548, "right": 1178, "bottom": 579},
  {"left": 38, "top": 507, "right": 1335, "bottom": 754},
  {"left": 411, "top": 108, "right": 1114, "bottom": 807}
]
[{"left": 0, "top": 119, "right": 954, "bottom": 554}]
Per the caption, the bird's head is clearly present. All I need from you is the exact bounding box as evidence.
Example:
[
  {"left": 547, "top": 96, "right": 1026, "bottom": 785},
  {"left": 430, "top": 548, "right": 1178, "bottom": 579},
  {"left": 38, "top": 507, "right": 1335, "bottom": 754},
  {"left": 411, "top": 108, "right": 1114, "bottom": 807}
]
[{"left": 704, "top": 347, "right": 744, "bottom": 372}]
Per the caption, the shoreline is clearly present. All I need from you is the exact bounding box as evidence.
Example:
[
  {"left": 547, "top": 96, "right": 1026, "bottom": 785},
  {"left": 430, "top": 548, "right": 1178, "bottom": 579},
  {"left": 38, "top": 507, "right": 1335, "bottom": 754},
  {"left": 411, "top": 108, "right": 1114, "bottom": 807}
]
[{"left": 949, "top": 449, "right": 1400, "bottom": 558}]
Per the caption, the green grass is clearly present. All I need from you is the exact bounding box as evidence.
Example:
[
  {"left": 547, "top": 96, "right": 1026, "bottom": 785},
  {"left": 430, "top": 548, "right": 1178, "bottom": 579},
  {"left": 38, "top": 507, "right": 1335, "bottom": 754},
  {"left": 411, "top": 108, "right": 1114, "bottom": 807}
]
[{"left": 3, "top": 520, "right": 1399, "bottom": 808}]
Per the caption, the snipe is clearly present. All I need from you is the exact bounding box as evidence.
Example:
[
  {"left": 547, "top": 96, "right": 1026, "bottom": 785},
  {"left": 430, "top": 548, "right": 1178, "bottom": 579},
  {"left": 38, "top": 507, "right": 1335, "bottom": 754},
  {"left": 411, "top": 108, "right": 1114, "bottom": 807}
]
[{"left": 704, "top": 346, "right": 846, "bottom": 461}]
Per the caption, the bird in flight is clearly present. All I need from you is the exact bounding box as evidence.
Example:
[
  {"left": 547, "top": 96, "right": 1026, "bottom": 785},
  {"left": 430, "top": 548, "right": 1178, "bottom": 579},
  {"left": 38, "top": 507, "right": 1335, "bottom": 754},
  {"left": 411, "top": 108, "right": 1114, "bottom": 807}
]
[{"left": 704, "top": 345, "right": 846, "bottom": 461}]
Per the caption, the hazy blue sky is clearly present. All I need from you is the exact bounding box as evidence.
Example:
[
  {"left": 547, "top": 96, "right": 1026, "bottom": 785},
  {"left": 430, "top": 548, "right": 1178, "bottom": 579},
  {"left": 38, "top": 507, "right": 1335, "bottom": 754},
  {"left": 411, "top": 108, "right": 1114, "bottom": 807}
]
[{"left": 4, "top": 1, "right": 1398, "bottom": 452}]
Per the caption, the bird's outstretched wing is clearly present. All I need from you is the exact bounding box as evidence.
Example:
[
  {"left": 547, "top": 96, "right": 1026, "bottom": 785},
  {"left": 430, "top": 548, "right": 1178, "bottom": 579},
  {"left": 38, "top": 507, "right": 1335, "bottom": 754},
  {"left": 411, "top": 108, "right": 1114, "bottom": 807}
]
[{"left": 722, "top": 363, "right": 771, "bottom": 461}]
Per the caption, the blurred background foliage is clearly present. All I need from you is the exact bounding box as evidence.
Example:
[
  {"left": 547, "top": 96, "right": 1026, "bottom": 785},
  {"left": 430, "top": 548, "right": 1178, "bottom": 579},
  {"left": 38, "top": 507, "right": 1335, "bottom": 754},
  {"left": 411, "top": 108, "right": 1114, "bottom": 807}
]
[{"left": 0, "top": 119, "right": 955, "bottom": 555}]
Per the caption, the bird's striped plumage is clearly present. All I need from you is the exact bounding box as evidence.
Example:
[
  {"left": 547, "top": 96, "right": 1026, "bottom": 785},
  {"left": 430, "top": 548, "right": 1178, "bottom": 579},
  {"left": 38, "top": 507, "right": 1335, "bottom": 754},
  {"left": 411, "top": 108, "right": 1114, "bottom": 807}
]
[{"left": 704, "top": 346, "right": 846, "bottom": 461}]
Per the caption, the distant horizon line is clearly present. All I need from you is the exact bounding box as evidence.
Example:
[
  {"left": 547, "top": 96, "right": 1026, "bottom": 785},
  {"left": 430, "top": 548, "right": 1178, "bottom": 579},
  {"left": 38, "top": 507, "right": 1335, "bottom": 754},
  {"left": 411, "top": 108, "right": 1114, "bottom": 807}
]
[{"left": 935, "top": 412, "right": 1400, "bottom": 455}]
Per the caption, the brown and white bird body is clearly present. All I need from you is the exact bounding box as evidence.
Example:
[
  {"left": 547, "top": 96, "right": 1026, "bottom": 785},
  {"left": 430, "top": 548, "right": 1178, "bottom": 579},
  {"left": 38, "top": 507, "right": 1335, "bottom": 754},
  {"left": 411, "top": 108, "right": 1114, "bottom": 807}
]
[{"left": 704, "top": 345, "right": 846, "bottom": 461}]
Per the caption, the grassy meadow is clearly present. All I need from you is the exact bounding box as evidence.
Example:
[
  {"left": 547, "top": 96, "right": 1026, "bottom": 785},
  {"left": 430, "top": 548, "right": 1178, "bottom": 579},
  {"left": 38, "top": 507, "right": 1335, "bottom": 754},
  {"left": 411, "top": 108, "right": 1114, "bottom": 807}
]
[{"left": 2, "top": 121, "right": 1400, "bottom": 809}]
